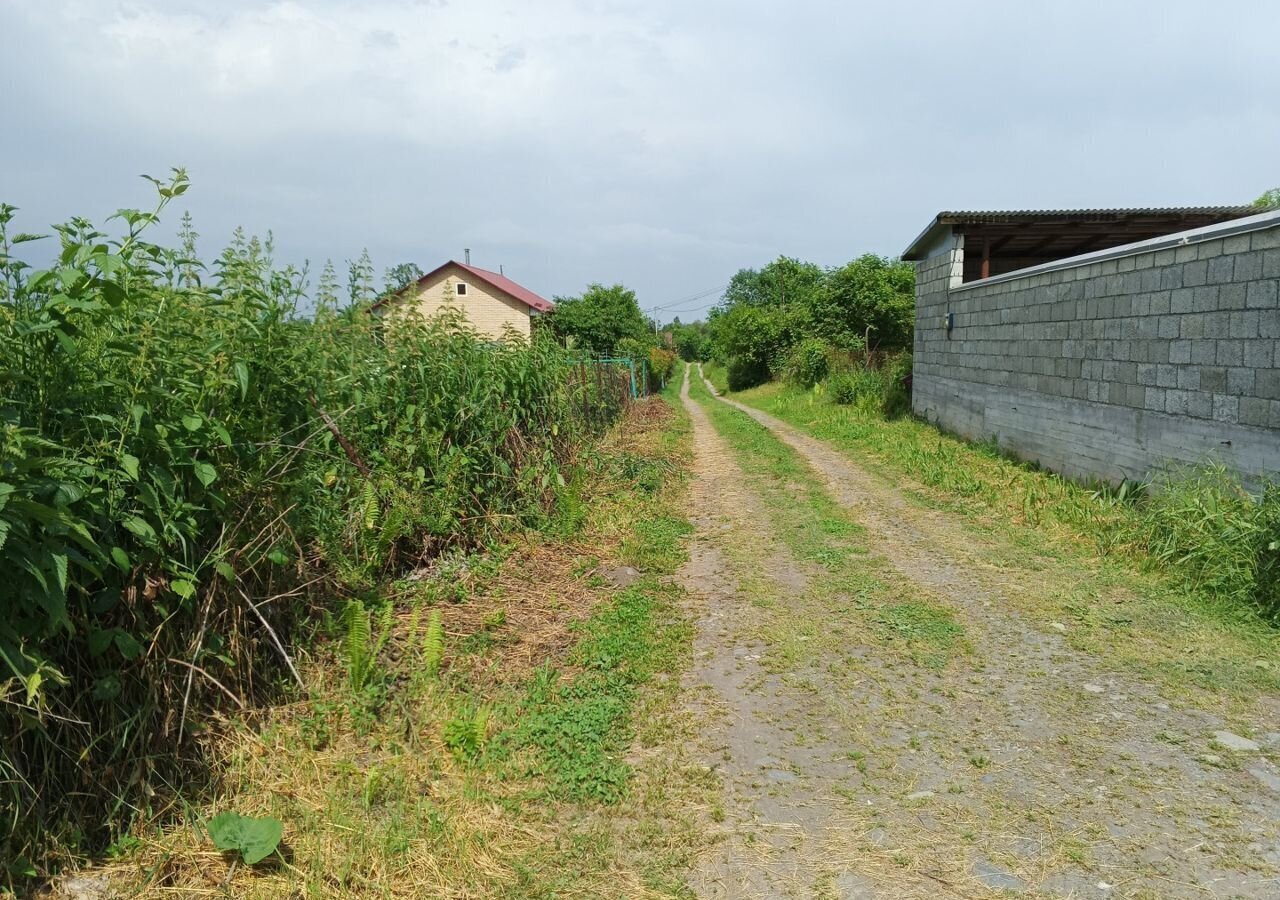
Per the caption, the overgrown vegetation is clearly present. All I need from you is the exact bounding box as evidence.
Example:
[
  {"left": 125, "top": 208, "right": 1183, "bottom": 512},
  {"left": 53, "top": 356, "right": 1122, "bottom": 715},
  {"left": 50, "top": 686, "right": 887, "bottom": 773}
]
[
  {"left": 0, "top": 172, "right": 634, "bottom": 881},
  {"left": 703, "top": 253, "right": 914, "bottom": 390},
  {"left": 98, "top": 394, "right": 702, "bottom": 897}
]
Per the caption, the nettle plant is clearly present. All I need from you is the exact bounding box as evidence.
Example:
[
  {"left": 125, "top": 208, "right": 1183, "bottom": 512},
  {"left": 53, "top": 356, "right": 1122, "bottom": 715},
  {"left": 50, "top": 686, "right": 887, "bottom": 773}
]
[{"left": 0, "top": 171, "right": 628, "bottom": 877}]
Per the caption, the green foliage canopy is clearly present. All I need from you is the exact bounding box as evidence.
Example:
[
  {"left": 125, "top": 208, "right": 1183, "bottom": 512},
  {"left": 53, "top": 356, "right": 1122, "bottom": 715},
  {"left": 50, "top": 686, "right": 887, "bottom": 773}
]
[{"left": 548, "top": 283, "right": 650, "bottom": 356}]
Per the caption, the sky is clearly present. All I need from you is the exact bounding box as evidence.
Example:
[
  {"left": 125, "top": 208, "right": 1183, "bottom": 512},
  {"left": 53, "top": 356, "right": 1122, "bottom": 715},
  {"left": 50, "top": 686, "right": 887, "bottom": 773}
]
[{"left": 2, "top": 0, "right": 1277, "bottom": 322}]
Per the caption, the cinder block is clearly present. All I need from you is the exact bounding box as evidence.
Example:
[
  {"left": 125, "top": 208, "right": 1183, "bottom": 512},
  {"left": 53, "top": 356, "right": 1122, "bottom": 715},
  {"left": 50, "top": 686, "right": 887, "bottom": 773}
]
[
  {"left": 1217, "top": 341, "right": 1244, "bottom": 367},
  {"left": 1157, "top": 364, "right": 1178, "bottom": 387},
  {"left": 1233, "top": 251, "right": 1264, "bottom": 281},
  {"left": 1160, "top": 267, "right": 1184, "bottom": 291},
  {"left": 1263, "top": 249, "right": 1280, "bottom": 279},
  {"left": 1207, "top": 255, "right": 1235, "bottom": 282},
  {"left": 1218, "top": 282, "right": 1248, "bottom": 310},
  {"left": 1165, "top": 390, "right": 1190, "bottom": 415},
  {"left": 1250, "top": 227, "right": 1280, "bottom": 250},
  {"left": 1171, "top": 288, "right": 1195, "bottom": 313},
  {"left": 1239, "top": 396, "right": 1270, "bottom": 426},
  {"left": 1193, "top": 286, "right": 1220, "bottom": 312},
  {"left": 1169, "top": 340, "right": 1192, "bottom": 363},
  {"left": 1177, "top": 367, "right": 1200, "bottom": 391},
  {"left": 1258, "top": 369, "right": 1280, "bottom": 400},
  {"left": 1228, "top": 367, "right": 1256, "bottom": 395},
  {"left": 1200, "top": 367, "right": 1228, "bottom": 393},
  {"left": 1187, "top": 391, "right": 1212, "bottom": 419},
  {"left": 1183, "top": 260, "right": 1208, "bottom": 287},
  {"left": 1243, "top": 340, "right": 1274, "bottom": 369},
  {"left": 1246, "top": 280, "right": 1278, "bottom": 309},
  {"left": 1213, "top": 393, "right": 1240, "bottom": 423},
  {"left": 1203, "top": 312, "right": 1230, "bottom": 339},
  {"left": 1230, "top": 310, "right": 1260, "bottom": 339}
]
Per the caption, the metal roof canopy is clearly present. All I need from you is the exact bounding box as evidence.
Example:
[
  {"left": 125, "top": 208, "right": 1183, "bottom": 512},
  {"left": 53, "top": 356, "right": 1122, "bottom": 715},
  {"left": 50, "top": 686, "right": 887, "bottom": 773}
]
[{"left": 902, "top": 207, "right": 1257, "bottom": 281}]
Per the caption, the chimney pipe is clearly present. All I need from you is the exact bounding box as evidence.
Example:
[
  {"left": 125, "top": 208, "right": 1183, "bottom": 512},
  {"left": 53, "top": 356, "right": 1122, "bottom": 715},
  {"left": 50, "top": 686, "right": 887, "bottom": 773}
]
[
  {"left": 499, "top": 264, "right": 504, "bottom": 276},
  {"left": 464, "top": 248, "right": 471, "bottom": 265}
]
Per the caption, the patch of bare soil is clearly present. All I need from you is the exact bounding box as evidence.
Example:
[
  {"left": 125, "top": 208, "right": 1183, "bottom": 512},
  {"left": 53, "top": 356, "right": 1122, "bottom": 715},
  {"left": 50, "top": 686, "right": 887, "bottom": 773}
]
[{"left": 692, "top": 366, "right": 1280, "bottom": 899}]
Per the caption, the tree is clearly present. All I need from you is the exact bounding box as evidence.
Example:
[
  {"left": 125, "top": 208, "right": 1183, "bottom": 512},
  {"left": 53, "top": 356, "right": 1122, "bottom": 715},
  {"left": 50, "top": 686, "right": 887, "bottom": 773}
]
[
  {"left": 803, "top": 254, "right": 915, "bottom": 351},
  {"left": 1254, "top": 188, "right": 1280, "bottom": 210},
  {"left": 721, "top": 256, "right": 824, "bottom": 309},
  {"left": 548, "top": 283, "right": 650, "bottom": 356},
  {"left": 383, "top": 262, "right": 424, "bottom": 294}
]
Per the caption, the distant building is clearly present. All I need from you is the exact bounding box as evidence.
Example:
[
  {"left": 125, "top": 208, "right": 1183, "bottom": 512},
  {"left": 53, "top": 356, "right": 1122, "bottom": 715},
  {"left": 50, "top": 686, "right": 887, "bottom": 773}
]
[
  {"left": 902, "top": 206, "right": 1279, "bottom": 486},
  {"left": 372, "top": 260, "right": 553, "bottom": 340}
]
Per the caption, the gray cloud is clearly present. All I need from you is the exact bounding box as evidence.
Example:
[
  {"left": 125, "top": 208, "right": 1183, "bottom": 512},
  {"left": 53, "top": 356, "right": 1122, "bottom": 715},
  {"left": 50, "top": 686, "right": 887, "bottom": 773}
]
[{"left": 2, "top": 0, "right": 1276, "bottom": 320}]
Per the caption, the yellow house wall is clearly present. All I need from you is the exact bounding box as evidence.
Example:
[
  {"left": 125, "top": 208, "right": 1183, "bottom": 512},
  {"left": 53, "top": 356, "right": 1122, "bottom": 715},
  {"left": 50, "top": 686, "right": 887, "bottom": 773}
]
[{"left": 386, "top": 264, "right": 532, "bottom": 340}]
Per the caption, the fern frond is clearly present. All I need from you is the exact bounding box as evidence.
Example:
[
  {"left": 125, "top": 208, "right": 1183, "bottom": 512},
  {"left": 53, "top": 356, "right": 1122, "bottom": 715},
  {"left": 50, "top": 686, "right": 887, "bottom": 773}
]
[
  {"left": 361, "top": 480, "right": 378, "bottom": 531},
  {"left": 343, "top": 599, "right": 371, "bottom": 691}
]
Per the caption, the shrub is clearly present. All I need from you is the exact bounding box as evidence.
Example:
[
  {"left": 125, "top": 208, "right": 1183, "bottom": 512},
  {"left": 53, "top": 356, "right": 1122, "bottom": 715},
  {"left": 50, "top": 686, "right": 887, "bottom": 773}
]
[
  {"left": 648, "top": 346, "right": 677, "bottom": 388},
  {"left": 782, "top": 338, "right": 832, "bottom": 388},
  {"left": 0, "top": 173, "right": 629, "bottom": 876},
  {"left": 726, "top": 355, "right": 770, "bottom": 392}
]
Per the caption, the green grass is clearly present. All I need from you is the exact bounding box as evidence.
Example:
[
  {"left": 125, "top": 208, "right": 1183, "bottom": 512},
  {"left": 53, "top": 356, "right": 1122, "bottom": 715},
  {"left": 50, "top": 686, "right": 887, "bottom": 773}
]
[
  {"left": 684, "top": 367, "right": 968, "bottom": 672},
  {"left": 505, "top": 581, "right": 691, "bottom": 804},
  {"left": 725, "top": 379, "right": 1280, "bottom": 703}
]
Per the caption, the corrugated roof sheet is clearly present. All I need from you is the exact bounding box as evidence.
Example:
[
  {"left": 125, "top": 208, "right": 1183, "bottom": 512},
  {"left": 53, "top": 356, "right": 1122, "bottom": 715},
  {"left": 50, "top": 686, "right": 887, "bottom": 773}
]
[
  {"left": 933, "top": 207, "right": 1255, "bottom": 223},
  {"left": 902, "top": 206, "right": 1257, "bottom": 260}
]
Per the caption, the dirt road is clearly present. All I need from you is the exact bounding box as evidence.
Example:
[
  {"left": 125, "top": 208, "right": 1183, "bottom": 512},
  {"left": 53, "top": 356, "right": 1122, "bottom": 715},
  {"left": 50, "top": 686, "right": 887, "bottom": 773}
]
[{"left": 678, "top": 365, "right": 1280, "bottom": 899}]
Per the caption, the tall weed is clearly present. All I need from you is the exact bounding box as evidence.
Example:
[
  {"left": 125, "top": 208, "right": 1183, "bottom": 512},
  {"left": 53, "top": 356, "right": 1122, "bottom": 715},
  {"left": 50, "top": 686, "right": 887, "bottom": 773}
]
[{"left": 0, "top": 172, "right": 628, "bottom": 877}]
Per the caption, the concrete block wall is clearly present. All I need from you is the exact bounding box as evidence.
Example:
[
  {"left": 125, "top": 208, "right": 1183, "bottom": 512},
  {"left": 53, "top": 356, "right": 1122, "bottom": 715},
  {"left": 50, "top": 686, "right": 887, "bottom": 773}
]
[{"left": 911, "top": 218, "right": 1280, "bottom": 486}]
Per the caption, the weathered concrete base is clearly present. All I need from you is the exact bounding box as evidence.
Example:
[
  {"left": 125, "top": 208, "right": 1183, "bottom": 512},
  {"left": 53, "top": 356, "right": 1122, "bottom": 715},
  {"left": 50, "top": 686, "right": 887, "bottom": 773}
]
[{"left": 914, "top": 373, "right": 1280, "bottom": 488}]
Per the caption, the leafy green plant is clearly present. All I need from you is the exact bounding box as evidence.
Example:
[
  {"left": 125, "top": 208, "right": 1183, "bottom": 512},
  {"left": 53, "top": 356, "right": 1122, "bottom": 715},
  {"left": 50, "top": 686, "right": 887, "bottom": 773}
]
[
  {"left": 206, "top": 812, "right": 283, "bottom": 865},
  {"left": 442, "top": 705, "right": 491, "bottom": 760},
  {"left": 782, "top": 338, "right": 832, "bottom": 388}
]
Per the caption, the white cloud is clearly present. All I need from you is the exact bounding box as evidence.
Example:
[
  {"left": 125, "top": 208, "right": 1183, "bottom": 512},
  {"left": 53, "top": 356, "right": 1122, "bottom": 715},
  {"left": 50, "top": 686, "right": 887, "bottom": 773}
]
[{"left": 2, "top": 0, "right": 1277, "bottom": 316}]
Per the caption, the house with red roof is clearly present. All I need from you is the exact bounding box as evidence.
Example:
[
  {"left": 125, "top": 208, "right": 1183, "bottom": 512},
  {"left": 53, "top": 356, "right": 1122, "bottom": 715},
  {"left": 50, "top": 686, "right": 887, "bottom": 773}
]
[{"left": 372, "top": 260, "right": 553, "bottom": 341}]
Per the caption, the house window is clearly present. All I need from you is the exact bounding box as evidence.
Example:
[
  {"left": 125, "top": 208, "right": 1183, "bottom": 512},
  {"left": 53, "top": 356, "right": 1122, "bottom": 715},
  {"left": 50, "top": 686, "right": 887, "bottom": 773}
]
[{"left": 455, "top": 282, "right": 468, "bottom": 296}]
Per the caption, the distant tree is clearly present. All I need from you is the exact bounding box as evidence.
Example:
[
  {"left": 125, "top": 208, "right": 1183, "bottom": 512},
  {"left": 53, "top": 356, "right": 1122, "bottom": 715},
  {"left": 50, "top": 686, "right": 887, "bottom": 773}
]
[
  {"left": 548, "top": 283, "right": 650, "bottom": 356},
  {"left": 384, "top": 262, "right": 424, "bottom": 294},
  {"left": 1254, "top": 188, "right": 1280, "bottom": 210}
]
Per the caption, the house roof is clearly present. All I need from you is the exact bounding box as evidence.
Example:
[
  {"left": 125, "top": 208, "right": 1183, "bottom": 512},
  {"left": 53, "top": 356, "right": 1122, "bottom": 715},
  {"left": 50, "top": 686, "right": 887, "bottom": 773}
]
[
  {"left": 902, "top": 206, "right": 1256, "bottom": 262},
  {"left": 372, "top": 260, "right": 554, "bottom": 313}
]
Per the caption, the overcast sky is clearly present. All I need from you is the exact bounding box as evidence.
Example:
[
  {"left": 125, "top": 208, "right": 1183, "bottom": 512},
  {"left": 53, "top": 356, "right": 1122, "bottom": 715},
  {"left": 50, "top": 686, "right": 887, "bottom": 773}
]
[{"left": 3, "top": 1, "right": 1277, "bottom": 321}]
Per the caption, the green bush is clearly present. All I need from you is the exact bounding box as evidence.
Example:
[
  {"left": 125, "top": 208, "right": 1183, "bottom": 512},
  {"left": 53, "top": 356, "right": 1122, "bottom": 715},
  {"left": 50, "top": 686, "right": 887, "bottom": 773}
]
[
  {"left": 0, "top": 173, "right": 628, "bottom": 876},
  {"left": 726, "top": 355, "right": 770, "bottom": 392},
  {"left": 782, "top": 338, "right": 832, "bottom": 388}
]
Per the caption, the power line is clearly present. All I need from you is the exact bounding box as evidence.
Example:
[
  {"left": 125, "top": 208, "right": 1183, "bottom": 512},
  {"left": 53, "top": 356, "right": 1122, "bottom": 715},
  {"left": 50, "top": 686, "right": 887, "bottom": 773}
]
[{"left": 650, "top": 283, "right": 728, "bottom": 312}]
